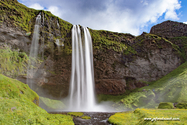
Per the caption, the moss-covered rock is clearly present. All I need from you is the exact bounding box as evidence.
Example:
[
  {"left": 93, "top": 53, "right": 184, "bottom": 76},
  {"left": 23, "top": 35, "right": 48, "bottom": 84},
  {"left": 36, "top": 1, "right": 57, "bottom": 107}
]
[
  {"left": 158, "top": 102, "right": 174, "bottom": 109},
  {"left": 81, "top": 116, "right": 91, "bottom": 119}
]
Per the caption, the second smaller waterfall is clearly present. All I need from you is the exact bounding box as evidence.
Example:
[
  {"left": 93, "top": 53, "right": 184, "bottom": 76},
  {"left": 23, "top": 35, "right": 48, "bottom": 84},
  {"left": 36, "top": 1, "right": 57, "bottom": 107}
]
[{"left": 26, "top": 14, "right": 41, "bottom": 89}]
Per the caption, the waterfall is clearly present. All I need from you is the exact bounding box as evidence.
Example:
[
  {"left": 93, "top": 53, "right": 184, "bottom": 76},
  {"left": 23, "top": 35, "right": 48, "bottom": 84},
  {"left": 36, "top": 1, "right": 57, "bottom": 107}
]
[
  {"left": 68, "top": 25, "right": 96, "bottom": 111},
  {"left": 55, "top": 39, "right": 60, "bottom": 51},
  {"left": 26, "top": 14, "right": 41, "bottom": 89},
  {"left": 57, "top": 20, "right": 60, "bottom": 29},
  {"left": 43, "top": 14, "right": 44, "bottom": 25}
]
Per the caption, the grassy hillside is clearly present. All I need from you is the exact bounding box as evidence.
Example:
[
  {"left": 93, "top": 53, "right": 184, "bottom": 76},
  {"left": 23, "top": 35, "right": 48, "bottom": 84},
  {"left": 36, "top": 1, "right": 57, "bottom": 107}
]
[
  {"left": 108, "top": 108, "right": 187, "bottom": 125},
  {"left": 0, "top": 74, "right": 74, "bottom": 125},
  {"left": 98, "top": 61, "right": 187, "bottom": 110}
]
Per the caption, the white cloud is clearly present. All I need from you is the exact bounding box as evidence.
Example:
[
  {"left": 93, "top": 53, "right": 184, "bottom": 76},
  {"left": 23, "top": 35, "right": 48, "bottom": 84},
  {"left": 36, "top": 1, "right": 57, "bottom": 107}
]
[
  {"left": 29, "top": 3, "right": 44, "bottom": 10},
  {"left": 47, "top": 6, "right": 62, "bottom": 17},
  {"left": 164, "top": 0, "right": 181, "bottom": 20},
  {"left": 183, "top": 22, "right": 187, "bottom": 24}
]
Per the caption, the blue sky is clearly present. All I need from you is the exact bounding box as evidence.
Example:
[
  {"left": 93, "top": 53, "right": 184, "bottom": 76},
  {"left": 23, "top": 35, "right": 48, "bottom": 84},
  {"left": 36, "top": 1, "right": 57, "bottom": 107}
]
[{"left": 18, "top": 0, "right": 187, "bottom": 36}]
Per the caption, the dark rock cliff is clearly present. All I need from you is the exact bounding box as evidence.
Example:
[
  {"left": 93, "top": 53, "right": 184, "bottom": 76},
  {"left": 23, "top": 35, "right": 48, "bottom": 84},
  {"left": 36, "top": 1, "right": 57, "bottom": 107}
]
[{"left": 0, "top": 0, "right": 186, "bottom": 98}]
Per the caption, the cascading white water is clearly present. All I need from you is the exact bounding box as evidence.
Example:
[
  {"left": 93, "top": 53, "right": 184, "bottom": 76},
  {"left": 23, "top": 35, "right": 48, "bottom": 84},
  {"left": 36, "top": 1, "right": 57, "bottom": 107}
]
[
  {"left": 55, "top": 39, "right": 60, "bottom": 51},
  {"left": 68, "top": 25, "right": 96, "bottom": 111},
  {"left": 27, "top": 14, "right": 41, "bottom": 89},
  {"left": 43, "top": 14, "right": 44, "bottom": 25},
  {"left": 57, "top": 20, "right": 60, "bottom": 29}
]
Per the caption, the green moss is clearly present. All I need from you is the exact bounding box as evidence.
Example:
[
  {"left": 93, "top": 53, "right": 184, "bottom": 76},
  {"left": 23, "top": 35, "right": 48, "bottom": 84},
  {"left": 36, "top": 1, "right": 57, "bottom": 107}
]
[
  {"left": 81, "top": 116, "right": 91, "bottom": 119},
  {"left": 67, "top": 112, "right": 84, "bottom": 117},
  {"left": 0, "top": 74, "right": 74, "bottom": 125},
  {"left": 158, "top": 102, "right": 174, "bottom": 109}
]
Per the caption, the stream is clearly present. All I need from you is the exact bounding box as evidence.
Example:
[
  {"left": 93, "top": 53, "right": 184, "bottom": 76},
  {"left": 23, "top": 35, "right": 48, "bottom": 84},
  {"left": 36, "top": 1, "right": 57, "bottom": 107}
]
[{"left": 49, "top": 112, "right": 115, "bottom": 125}]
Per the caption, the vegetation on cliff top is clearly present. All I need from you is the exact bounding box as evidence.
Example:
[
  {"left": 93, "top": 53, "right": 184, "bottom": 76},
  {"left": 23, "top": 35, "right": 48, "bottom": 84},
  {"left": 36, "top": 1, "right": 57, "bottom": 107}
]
[
  {"left": 0, "top": 74, "right": 74, "bottom": 125},
  {"left": 134, "top": 33, "right": 181, "bottom": 56}
]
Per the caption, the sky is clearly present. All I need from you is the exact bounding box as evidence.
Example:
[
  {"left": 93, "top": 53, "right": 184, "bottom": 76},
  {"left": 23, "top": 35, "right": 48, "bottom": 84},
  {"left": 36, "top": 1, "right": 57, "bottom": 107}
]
[{"left": 18, "top": 0, "right": 187, "bottom": 36}]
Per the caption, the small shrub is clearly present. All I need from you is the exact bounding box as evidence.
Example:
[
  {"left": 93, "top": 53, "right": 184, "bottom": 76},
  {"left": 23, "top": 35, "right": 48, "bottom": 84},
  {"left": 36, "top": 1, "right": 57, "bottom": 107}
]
[
  {"left": 158, "top": 102, "right": 174, "bottom": 109},
  {"left": 176, "top": 103, "right": 187, "bottom": 109}
]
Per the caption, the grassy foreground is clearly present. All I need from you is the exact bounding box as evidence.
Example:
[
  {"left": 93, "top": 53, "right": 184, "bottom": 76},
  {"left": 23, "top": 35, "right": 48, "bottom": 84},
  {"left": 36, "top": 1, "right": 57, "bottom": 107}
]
[
  {"left": 108, "top": 108, "right": 187, "bottom": 125},
  {"left": 0, "top": 74, "right": 74, "bottom": 125}
]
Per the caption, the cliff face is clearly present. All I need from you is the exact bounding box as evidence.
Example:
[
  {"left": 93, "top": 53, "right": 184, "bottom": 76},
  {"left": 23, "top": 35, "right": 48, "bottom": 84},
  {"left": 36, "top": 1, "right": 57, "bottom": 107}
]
[
  {"left": 0, "top": 0, "right": 186, "bottom": 97},
  {"left": 93, "top": 32, "right": 181, "bottom": 94}
]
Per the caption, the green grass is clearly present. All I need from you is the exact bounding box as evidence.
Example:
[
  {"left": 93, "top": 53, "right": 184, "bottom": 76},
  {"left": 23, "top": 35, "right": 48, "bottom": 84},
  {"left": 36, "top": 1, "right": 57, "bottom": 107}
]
[
  {"left": 98, "top": 62, "right": 187, "bottom": 110},
  {"left": 108, "top": 108, "right": 187, "bottom": 125},
  {"left": 0, "top": 74, "right": 74, "bottom": 125},
  {"left": 67, "top": 112, "right": 84, "bottom": 117}
]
